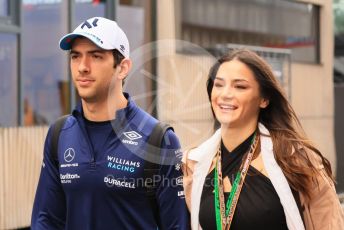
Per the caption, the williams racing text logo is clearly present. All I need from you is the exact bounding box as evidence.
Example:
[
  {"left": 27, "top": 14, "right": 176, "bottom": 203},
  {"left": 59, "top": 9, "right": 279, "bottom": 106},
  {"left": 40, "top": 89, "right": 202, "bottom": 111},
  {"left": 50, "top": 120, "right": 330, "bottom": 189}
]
[
  {"left": 121, "top": 131, "right": 142, "bottom": 145},
  {"left": 107, "top": 155, "right": 141, "bottom": 173}
]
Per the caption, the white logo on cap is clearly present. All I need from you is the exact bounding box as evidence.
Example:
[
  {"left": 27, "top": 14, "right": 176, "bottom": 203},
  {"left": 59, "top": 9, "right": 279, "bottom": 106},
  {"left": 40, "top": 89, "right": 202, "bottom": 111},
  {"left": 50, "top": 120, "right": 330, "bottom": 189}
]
[{"left": 81, "top": 18, "right": 99, "bottom": 29}]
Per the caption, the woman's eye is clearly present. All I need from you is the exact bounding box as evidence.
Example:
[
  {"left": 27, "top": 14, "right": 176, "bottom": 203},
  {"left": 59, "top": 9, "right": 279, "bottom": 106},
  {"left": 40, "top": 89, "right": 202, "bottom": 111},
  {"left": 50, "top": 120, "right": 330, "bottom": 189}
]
[
  {"left": 214, "top": 83, "right": 223, "bottom": 87},
  {"left": 235, "top": 85, "right": 247, "bottom": 89}
]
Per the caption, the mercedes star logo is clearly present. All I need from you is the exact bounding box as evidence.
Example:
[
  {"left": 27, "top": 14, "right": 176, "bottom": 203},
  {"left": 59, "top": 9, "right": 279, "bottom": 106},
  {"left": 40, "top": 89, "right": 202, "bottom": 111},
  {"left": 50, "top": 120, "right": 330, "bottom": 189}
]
[{"left": 64, "top": 148, "right": 75, "bottom": 163}]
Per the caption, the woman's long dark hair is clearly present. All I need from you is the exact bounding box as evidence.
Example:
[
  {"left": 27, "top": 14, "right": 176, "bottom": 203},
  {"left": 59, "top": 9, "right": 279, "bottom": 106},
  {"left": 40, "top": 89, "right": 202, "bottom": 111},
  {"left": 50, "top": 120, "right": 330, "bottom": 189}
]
[{"left": 207, "top": 49, "right": 333, "bottom": 199}]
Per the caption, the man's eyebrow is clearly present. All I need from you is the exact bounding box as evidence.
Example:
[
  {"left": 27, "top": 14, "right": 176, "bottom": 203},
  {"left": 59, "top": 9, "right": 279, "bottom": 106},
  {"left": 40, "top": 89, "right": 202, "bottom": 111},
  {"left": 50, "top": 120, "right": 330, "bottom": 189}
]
[
  {"left": 69, "top": 49, "right": 107, "bottom": 54},
  {"left": 69, "top": 50, "right": 79, "bottom": 55},
  {"left": 87, "top": 49, "right": 107, "bottom": 54}
]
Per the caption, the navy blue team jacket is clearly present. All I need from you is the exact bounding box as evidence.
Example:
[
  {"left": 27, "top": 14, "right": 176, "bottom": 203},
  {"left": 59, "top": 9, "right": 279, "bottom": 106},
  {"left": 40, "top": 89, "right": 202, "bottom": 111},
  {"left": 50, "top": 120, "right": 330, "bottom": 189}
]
[{"left": 31, "top": 94, "right": 189, "bottom": 229}]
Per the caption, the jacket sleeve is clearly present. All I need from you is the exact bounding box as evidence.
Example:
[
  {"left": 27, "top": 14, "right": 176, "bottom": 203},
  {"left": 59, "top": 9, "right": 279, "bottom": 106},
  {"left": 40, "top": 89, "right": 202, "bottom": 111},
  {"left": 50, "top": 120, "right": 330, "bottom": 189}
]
[
  {"left": 156, "top": 129, "right": 190, "bottom": 230},
  {"left": 31, "top": 126, "right": 66, "bottom": 230},
  {"left": 302, "top": 152, "right": 344, "bottom": 230}
]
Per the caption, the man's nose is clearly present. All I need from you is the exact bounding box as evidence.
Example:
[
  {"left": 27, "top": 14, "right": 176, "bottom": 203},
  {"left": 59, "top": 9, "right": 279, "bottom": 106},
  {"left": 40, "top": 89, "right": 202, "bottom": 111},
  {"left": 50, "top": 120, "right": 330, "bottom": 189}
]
[{"left": 78, "top": 56, "right": 90, "bottom": 74}]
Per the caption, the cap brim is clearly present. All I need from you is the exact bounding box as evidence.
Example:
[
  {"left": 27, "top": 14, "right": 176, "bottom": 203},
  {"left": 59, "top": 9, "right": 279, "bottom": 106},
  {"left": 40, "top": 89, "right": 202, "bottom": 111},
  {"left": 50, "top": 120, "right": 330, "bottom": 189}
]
[
  {"left": 59, "top": 33, "right": 80, "bottom": 50},
  {"left": 59, "top": 32, "right": 111, "bottom": 50}
]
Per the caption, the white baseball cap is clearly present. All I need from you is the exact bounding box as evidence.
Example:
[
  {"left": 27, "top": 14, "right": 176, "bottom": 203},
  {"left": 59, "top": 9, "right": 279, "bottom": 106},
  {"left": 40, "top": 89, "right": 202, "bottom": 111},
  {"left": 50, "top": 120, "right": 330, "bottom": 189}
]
[{"left": 59, "top": 17, "right": 130, "bottom": 58}]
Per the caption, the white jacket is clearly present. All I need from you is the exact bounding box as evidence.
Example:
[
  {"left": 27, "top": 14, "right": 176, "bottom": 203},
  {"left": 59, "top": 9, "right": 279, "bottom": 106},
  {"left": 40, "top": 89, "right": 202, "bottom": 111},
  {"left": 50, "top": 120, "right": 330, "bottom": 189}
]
[{"left": 182, "top": 123, "right": 305, "bottom": 230}]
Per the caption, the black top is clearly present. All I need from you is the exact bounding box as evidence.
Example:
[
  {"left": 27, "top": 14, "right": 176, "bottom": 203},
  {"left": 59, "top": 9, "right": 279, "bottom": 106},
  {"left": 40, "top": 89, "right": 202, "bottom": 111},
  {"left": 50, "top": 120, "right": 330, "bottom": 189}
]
[
  {"left": 84, "top": 116, "right": 114, "bottom": 159},
  {"left": 199, "top": 134, "right": 289, "bottom": 230}
]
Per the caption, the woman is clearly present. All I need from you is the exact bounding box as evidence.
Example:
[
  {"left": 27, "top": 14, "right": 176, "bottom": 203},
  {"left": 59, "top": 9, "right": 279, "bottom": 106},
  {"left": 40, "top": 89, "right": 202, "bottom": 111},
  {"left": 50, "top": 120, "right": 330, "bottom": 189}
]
[{"left": 182, "top": 49, "right": 344, "bottom": 230}]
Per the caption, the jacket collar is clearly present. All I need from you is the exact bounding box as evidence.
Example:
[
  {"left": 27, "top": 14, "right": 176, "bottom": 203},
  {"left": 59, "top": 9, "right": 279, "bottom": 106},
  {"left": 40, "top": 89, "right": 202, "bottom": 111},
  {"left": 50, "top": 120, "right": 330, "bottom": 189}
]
[
  {"left": 259, "top": 124, "right": 304, "bottom": 230},
  {"left": 72, "top": 92, "right": 136, "bottom": 122}
]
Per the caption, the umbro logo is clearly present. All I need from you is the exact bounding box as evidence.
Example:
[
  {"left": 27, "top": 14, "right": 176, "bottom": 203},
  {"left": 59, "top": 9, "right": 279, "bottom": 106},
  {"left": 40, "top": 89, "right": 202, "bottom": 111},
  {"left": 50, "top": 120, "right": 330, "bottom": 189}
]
[
  {"left": 123, "top": 131, "right": 142, "bottom": 140},
  {"left": 122, "top": 131, "right": 142, "bottom": 145},
  {"left": 64, "top": 148, "right": 75, "bottom": 163}
]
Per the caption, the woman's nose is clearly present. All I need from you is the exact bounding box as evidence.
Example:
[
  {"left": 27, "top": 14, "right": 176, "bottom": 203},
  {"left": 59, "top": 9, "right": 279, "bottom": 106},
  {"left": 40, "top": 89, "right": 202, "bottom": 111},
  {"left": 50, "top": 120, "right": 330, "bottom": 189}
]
[{"left": 220, "top": 86, "right": 234, "bottom": 99}]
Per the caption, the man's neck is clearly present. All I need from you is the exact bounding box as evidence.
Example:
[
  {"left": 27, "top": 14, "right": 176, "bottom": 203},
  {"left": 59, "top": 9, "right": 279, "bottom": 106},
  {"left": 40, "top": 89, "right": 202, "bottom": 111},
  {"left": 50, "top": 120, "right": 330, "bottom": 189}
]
[
  {"left": 221, "top": 121, "right": 258, "bottom": 152},
  {"left": 82, "top": 93, "right": 127, "bottom": 122}
]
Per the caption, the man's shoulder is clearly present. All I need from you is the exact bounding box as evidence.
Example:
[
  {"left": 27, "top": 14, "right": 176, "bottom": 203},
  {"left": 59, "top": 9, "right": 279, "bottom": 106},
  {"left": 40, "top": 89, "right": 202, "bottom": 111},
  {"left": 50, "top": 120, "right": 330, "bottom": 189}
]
[
  {"left": 46, "top": 115, "right": 78, "bottom": 144},
  {"left": 133, "top": 106, "right": 157, "bottom": 121},
  {"left": 130, "top": 107, "right": 162, "bottom": 135},
  {"left": 132, "top": 108, "right": 179, "bottom": 146},
  {"left": 50, "top": 114, "right": 77, "bottom": 130}
]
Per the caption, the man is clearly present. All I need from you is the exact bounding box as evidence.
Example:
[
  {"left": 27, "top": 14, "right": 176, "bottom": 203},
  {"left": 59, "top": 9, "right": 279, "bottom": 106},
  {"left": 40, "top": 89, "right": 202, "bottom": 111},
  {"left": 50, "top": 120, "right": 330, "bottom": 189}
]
[{"left": 31, "top": 17, "right": 189, "bottom": 229}]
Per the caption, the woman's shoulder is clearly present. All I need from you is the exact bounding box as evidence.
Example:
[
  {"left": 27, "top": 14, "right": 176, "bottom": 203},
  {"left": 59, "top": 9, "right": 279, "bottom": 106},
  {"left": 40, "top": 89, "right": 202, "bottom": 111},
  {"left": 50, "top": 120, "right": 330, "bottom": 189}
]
[
  {"left": 181, "top": 129, "right": 221, "bottom": 178},
  {"left": 299, "top": 149, "right": 344, "bottom": 229},
  {"left": 292, "top": 146, "right": 337, "bottom": 202},
  {"left": 183, "top": 129, "right": 222, "bottom": 162},
  {"left": 182, "top": 148, "right": 198, "bottom": 175},
  {"left": 299, "top": 147, "right": 324, "bottom": 169}
]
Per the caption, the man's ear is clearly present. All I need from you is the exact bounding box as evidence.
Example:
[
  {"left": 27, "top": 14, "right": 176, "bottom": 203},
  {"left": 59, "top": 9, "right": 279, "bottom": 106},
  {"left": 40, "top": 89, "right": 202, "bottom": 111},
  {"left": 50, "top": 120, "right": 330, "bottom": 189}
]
[{"left": 116, "top": 59, "right": 132, "bottom": 81}]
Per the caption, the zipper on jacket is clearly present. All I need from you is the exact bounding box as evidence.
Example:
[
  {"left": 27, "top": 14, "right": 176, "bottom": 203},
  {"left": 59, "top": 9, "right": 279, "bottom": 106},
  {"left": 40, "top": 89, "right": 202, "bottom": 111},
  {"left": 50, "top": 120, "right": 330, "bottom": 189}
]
[{"left": 90, "top": 156, "right": 96, "bottom": 169}]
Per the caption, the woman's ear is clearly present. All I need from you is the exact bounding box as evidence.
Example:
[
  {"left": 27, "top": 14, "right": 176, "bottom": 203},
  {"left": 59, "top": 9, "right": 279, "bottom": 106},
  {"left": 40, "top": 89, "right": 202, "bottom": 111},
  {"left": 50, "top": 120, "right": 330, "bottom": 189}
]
[
  {"left": 116, "top": 59, "right": 132, "bottom": 81},
  {"left": 260, "top": 98, "right": 269, "bottom": 109}
]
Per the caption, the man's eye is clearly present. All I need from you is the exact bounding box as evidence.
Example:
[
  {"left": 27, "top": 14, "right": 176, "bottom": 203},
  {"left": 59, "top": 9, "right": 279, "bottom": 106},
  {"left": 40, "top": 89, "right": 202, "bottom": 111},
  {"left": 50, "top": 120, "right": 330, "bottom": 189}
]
[
  {"left": 70, "top": 55, "right": 78, "bottom": 59},
  {"left": 93, "top": 54, "right": 102, "bottom": 59}
]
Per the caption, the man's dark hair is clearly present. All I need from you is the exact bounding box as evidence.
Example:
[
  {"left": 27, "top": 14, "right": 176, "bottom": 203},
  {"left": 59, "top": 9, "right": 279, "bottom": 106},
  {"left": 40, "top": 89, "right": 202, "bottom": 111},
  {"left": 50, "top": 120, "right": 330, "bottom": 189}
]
[
  {"left": 113, "top": 49, "right": 125, "bottom": 68},
  {"left": 112, "top": 49, "right": 126, "bottom": 85}
]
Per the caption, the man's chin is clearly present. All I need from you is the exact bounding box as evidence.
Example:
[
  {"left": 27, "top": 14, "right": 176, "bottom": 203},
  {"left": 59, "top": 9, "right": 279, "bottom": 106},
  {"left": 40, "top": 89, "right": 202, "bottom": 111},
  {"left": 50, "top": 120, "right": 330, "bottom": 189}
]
[{"left": 79, "top": 94, "right": 97, "bottom": 103}]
